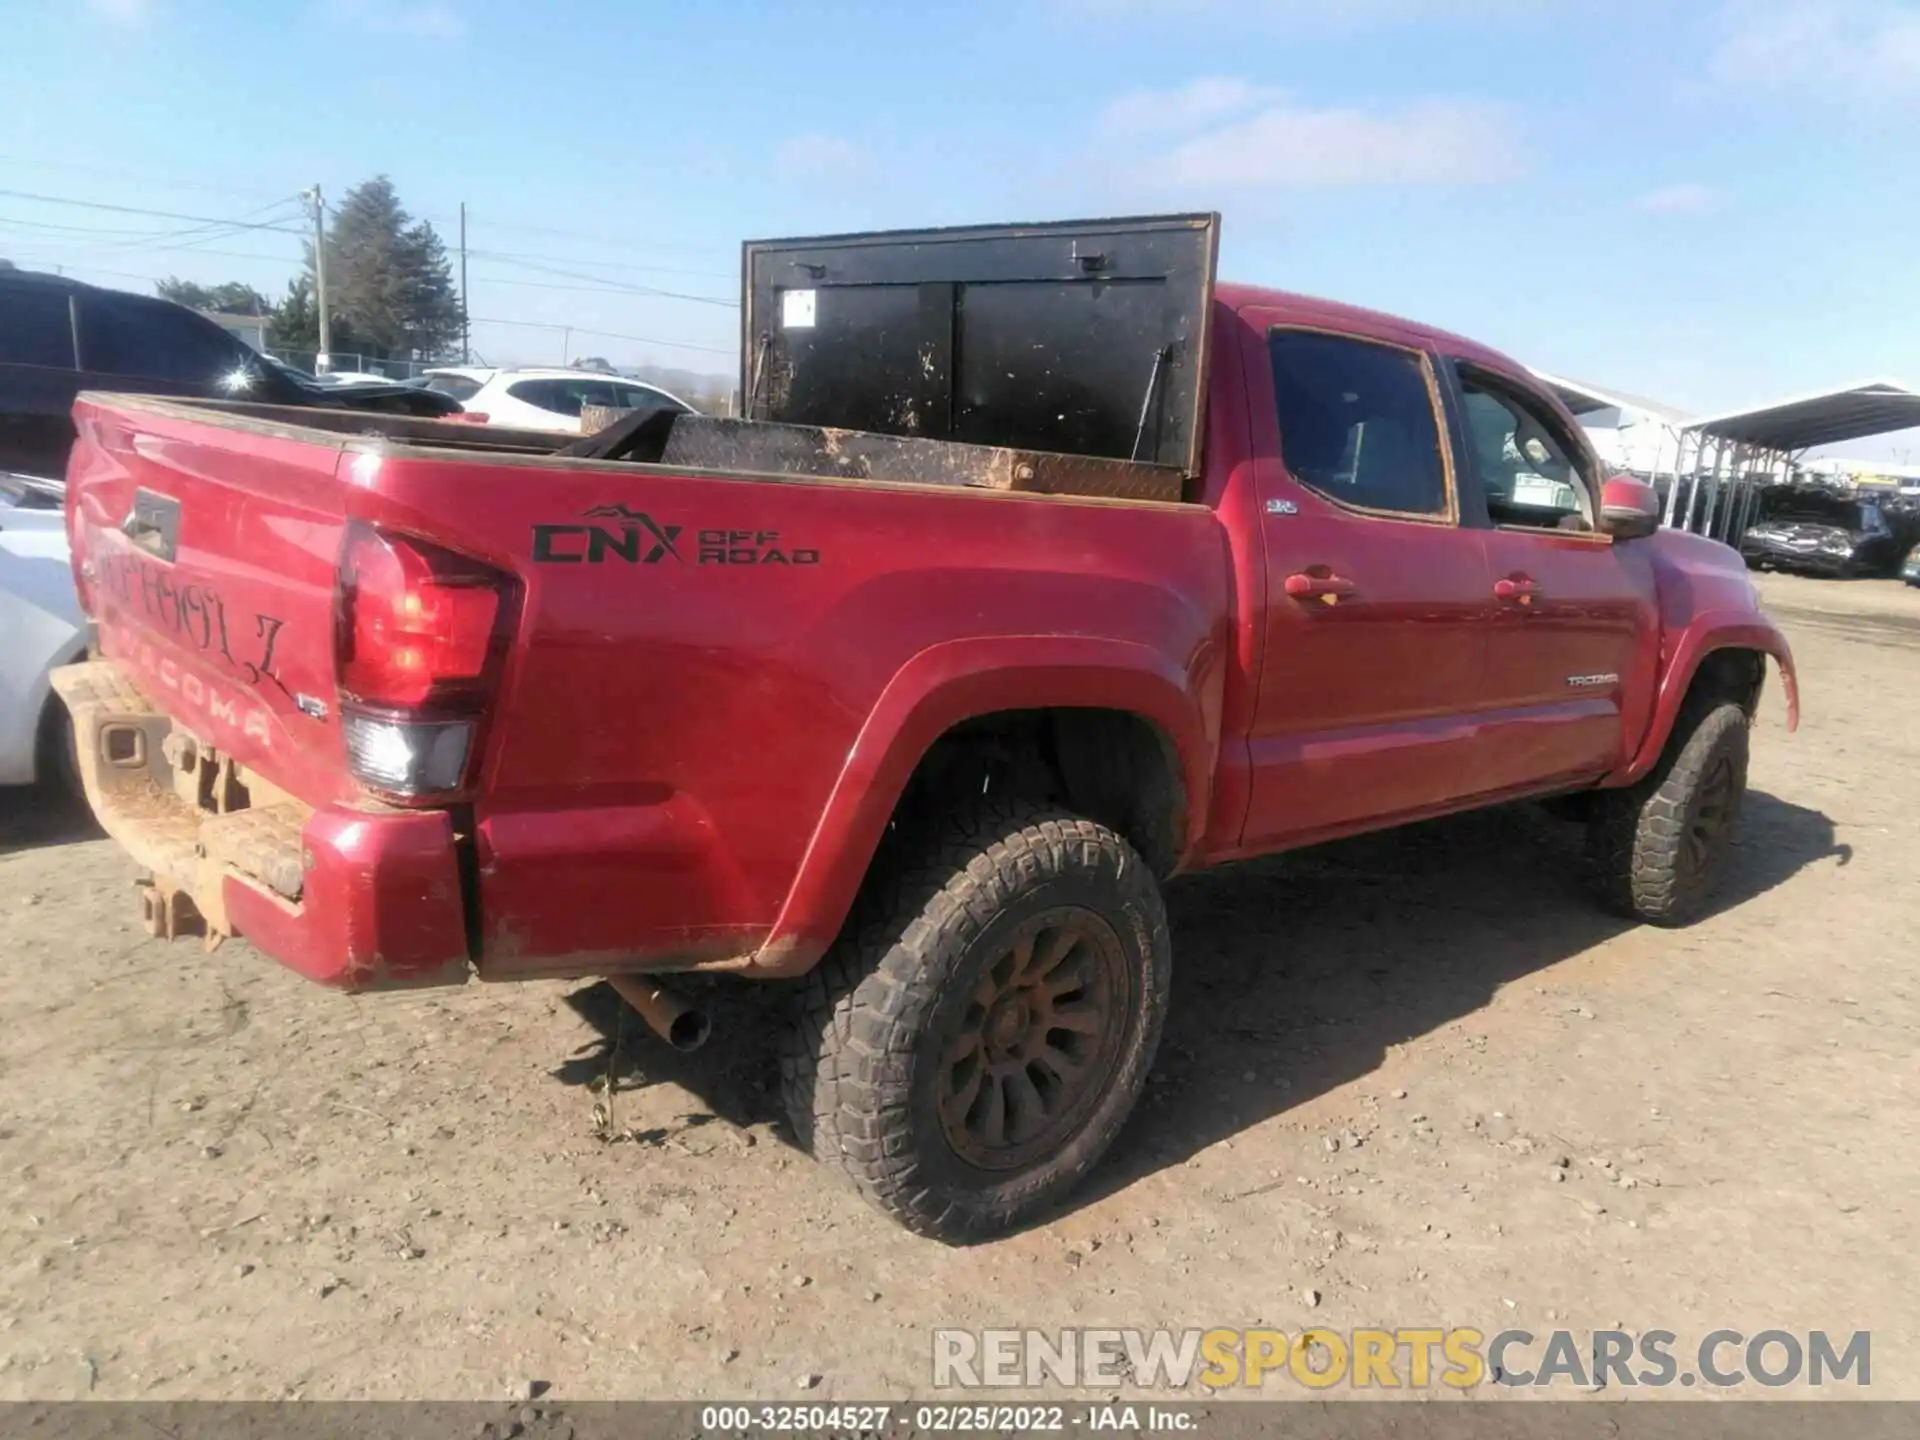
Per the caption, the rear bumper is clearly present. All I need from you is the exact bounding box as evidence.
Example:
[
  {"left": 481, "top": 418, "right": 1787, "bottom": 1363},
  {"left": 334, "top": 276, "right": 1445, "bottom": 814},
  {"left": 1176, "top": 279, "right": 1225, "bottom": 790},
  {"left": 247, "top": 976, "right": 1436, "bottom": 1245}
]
[{"left": 50, "top": 659, "right": 470, "bottom": 990}]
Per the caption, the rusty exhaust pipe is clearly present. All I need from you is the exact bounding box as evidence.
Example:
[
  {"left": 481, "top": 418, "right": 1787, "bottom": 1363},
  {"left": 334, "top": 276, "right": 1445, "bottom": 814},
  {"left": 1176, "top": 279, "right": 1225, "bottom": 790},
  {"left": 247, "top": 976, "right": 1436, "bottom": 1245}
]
[{"left": 608, "top": 976, "right": 711, "bottom": 1052}]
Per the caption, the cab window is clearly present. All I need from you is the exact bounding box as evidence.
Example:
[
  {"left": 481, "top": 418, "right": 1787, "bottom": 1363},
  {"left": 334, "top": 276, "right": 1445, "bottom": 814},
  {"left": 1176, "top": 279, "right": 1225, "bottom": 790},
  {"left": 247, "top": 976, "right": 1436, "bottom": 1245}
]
[
  {"left": 1455, "top": 370, "right": 1596, "bottom": 531},
  {"left": 1268, "top": 330, "right": 1449, "bottom": 518}
]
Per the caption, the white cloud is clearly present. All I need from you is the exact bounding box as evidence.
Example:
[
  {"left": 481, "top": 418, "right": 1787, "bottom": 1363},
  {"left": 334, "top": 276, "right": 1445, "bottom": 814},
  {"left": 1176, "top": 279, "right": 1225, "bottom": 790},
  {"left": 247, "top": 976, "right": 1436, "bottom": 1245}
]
[
  {"left": 1125, "top": 89, "right": 1522, "bottom": 188},
  {"left": 774, "top": 133, "right": 866, "bottom": 182},
  {"left": 1711, "top": 0, "right": 1920, "bottom": 101},
  {"left": 1100, "top": 78, "right": 1281, "bottom": 136},
  {"left": 86, "top": 0, "right": 155, "bottom": 24},
  {"left": 324, "top": 0, "right": 464, "bottom": 39},
  {"left": 1632, "top": 182, "right": 1726, "bottom": 215}
]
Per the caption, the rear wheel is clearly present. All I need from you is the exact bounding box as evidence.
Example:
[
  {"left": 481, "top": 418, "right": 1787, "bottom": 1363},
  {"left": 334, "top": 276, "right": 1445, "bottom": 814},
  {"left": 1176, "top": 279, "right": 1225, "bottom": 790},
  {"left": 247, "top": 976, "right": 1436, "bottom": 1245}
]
[
  {"left": 780, "top": 800, "right": 1169, "bottom": 1241},
  {"left": 1586, "top": 700, "right": 1749, "bottom": 926}
]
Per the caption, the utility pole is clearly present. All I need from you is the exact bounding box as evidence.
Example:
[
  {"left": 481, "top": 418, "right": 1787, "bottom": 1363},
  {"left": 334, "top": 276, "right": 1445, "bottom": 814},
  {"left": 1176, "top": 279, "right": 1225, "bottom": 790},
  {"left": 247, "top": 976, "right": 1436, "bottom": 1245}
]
[
  {"left": 307, "top": 185, "right": 331, "bottom": 370},
  {"left": 459, "top": 201, "right": 470, "bottom": 365}
]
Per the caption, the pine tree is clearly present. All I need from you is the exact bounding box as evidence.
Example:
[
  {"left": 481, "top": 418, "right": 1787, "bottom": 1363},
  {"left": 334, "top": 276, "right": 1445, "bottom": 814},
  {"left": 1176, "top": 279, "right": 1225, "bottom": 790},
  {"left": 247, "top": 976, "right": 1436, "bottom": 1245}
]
[
  {"left": 155, "top": 278, "right": 271, "bottom": 315},
  {"left": 312, "top": 176, "right": 463, "bottom": 361},
  {"left": 266, "top": 276, "right": 336, "bottom": 356}
]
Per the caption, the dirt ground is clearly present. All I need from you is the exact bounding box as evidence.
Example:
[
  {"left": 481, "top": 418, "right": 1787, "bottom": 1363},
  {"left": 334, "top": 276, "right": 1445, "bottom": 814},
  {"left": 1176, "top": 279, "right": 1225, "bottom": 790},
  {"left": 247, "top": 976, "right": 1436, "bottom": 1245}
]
[{"left": 1, "top": 571, "right": 1915, "bottom": 1403}]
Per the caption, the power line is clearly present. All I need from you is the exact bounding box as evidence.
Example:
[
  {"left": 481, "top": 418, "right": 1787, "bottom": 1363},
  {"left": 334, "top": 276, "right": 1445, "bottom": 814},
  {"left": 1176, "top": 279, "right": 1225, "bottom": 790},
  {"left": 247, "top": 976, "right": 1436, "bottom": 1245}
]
[
  {"left": 0, "top": 212, "right": 301, "bottom": 249},
  {"left": 0, "top": 187, "right": 307, "bottom": 235},
  {"left": 0, "top": 182, "right": 739, "bottom": 358},
  {"left": 127, "top": 197, "right": 308, "bottom": 252},
  {"left": 467, "top": 315, "right": 735, "bottom": 357},
  {"left": 462, "top": 242, "right": 734, "bottom": 280},
  {"left": 0, "top": 154, "right": 293, "bottom": 204},
  {"left": 448, "top": 211, "right": 734, "bottom": 265},
  {"left": 466, "top": 248, "right": 736, "bottom": 307},
  {"left": 0, "top": 221, "right": 304, "bottom": 266},
  {"left": 0, "top": 185, "right": 738, "bottom": 296},
  {"left": 466, "top": 272, "right": 737, "bottom": 301},
  {"left": 0, "top": 258, "right": 158, "bottom": 286}
]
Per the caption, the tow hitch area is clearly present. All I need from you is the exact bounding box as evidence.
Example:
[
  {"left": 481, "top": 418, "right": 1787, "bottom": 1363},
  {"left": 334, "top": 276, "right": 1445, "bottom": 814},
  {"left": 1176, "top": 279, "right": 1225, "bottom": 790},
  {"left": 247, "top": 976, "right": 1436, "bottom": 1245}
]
[
  {"left": 135, "top": 878, "right": 206, "bottom": 943},
  {"left": 49, "top": 659, "right": 472, "bottom": 990},
  {"left": 49, "top": 659, "right": 308, "bottom": 951}
]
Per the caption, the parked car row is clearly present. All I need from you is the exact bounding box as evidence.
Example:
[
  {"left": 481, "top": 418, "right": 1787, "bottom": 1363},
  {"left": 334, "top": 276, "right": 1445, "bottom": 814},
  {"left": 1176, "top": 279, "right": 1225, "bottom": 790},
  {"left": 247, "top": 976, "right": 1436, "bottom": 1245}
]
[
  {"left": 1738, "top": 485, "right": 1918, "bottom": 580},
  {"left": 1, "top": 268, "right": 706, "bottom": 485},
  {"left": 0, "top": 269, "right": 465, "bottom": 482}
]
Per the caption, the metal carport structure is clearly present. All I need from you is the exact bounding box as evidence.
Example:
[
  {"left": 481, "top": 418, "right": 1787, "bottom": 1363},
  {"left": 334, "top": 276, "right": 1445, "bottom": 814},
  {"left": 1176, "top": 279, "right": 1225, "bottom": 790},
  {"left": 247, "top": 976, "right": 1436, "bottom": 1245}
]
[
  {"left": 1662, "top": 379, "right": 1920, "bottom": 545},
  {"left": 1534, "top": 371, "right": 1693, "bottom": 489}
]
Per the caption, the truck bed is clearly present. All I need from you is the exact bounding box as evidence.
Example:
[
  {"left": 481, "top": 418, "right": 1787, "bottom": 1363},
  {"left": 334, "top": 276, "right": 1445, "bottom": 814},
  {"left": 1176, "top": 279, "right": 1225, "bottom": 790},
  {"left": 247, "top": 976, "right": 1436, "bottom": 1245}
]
[
  {"left": 58, "top": 389, "right": 1228, "bottom": 986},
  {"left": 109, "top": 396, "right": 1192, "bottom": 504}
]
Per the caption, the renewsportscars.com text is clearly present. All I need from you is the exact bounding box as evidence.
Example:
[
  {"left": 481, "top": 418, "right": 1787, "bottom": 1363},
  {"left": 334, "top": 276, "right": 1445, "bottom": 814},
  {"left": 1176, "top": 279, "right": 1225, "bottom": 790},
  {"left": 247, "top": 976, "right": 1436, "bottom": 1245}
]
[{"left": 932, "top": 1327, "right": 1871, "bottom": 1391}]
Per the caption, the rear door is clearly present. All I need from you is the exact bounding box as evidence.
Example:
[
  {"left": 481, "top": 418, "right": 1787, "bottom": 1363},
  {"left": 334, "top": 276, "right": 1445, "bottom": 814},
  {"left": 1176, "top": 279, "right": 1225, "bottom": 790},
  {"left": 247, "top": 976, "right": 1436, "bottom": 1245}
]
[
  {"left": 1238, "top": 315, "right": 1494, "bottom": 848},
  {"left": 1443, "top": 360, "right": 1657, "bottom": 790}
]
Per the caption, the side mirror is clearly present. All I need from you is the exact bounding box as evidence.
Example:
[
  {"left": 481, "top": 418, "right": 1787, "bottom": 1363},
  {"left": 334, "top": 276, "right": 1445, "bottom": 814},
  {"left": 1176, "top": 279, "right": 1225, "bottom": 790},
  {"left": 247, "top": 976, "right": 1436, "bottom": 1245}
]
[{"left": 1599, "top": 474, "right": 1660, "bottom": 540}]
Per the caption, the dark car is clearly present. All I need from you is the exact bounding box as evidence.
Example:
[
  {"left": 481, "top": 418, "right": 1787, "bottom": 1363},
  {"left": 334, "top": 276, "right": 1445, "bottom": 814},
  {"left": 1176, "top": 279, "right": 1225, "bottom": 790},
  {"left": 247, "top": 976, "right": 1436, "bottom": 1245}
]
[
  {"left": 1739, "top": 488, "right": 1903, "bottom": 577},
  {"left": 0, "top": 268, "right": 460, "bottom": 480},
  {"left": 1901, "top": 542, "right": 1920, "bottom": 587}
]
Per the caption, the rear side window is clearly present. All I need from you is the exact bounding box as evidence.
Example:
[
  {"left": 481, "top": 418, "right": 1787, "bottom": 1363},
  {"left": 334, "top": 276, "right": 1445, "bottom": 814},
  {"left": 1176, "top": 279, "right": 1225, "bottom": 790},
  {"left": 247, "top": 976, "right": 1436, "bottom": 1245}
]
[
  {"left": 425, "top": 374, "right": 483, "bottom": 401},
  {"left": 77, "top": 297, "right": 244, "bottom": 384},
  {"left": 1268, "top": 330, "right": 1448, "bottom": 517},
  {"left": 0, "top": 286, "right": 77, "bottom": 369},
  {"left": 609, "top": 382, "right": 688, "bottom": 417},
  {"left": 507, "top": 377, "right": 609, "bottom": 417}
]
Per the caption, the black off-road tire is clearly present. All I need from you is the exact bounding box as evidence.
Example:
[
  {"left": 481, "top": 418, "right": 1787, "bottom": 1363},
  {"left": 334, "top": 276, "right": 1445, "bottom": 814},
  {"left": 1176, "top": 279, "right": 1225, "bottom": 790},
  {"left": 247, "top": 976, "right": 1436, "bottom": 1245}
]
[
  {"left": 1586, "top": 700, "right": 1750, "bottom": 926},
  {"left": 779, "top": 799, "right": 1170, "bottom": 1242}
]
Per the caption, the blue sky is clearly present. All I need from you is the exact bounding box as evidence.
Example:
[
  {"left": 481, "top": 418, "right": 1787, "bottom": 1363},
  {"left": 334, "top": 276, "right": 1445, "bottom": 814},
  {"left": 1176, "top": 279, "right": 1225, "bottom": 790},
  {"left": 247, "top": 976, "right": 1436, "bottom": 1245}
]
[{"left": 3, "top": 0, "right": 1918, "bottom": 452}]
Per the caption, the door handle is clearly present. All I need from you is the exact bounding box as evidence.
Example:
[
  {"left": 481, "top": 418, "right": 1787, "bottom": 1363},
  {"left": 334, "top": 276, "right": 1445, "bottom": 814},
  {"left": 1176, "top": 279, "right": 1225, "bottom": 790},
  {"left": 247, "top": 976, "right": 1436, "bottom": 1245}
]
[
  {"left": 1493, "top": 576, "right": 1539, "bottom": 602},
  {"left": 1284, "top": 571, "right": 1357, "bottom": 601}
]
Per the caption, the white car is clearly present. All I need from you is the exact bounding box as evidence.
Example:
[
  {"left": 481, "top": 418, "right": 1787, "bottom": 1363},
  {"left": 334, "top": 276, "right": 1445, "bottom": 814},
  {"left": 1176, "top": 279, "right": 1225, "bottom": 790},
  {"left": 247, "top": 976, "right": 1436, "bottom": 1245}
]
[
  {"left": 420, "top": 366, "right": 695, "bottom": 434},
  {"left": 0, "top": 480, "right": 85, "bottom": 791}
]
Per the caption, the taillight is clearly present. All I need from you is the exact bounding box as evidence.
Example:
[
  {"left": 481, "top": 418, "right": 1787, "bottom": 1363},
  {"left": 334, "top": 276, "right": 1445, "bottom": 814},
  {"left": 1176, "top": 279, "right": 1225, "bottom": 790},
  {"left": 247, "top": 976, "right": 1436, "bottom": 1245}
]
[{"left": 335, "top": 523, "right": 516, "bottom": 800}]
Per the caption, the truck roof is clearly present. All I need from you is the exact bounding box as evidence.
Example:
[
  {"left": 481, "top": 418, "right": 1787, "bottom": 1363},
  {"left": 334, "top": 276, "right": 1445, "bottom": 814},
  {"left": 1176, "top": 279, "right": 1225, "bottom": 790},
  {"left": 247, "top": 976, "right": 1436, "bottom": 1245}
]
[{"left": 1216, "top": 281, "right": 1519, "bottom": 375}]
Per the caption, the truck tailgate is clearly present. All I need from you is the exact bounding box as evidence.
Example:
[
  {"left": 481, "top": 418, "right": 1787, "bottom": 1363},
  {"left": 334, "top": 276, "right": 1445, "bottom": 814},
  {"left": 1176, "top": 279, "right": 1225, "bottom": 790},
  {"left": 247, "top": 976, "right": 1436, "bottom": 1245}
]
[
  {"left": 56, "top": 395, "right": 473, "bottom": 987},
  {"left": 66, "top": 394, "right": 357, "bottom": 807}
]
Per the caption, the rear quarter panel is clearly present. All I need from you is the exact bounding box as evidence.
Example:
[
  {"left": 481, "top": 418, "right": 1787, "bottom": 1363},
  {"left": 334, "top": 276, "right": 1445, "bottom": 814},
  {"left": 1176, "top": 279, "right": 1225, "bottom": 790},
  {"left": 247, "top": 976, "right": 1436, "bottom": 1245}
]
[{"left": 361, "top": 454, "right": 1235, "bottom": 977}]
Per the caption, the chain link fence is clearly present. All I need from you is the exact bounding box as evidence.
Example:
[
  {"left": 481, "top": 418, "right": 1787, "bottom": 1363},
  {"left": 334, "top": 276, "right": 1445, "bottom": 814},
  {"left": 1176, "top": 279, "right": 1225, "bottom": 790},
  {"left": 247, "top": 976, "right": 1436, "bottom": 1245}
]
[{"left": 268, "top": 350, "right": 444, "bottom": 380}]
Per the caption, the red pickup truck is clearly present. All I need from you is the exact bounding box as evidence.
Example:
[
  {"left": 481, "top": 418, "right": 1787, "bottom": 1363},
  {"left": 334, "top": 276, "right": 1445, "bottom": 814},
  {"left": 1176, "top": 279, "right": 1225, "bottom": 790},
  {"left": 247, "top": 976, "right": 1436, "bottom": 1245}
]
[{"left": 53, "top": 215, "right": 1797, "bottom": 1241}]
